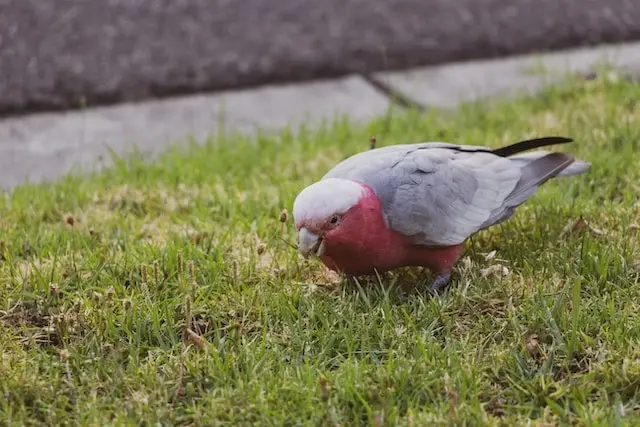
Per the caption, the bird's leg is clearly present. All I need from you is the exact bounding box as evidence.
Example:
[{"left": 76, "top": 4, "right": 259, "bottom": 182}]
[
  {"left": 422, "top": 244, "right": 463, "bottom": 295},
  {"left": 428, "top": 271, "right": 452, "bottom": 295}
]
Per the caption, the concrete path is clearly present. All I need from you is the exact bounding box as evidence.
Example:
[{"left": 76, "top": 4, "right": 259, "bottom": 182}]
[
  {"left": 2, "top": 0, "right": 640, "bottom": 117},
  {"left": 1, "top": 41, "right": 640, "bottom": 190}
]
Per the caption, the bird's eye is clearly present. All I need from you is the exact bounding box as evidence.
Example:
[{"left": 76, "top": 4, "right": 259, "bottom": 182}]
[{"left": 329, "top": 215, "right": 339, "bottom": 225}]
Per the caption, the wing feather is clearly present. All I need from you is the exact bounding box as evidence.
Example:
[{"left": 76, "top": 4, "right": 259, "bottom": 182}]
[{"left": 395, "top": 151, "right": 521, "bottom": 245}]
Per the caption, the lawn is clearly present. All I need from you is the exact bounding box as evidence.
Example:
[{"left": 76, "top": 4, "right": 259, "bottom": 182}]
[{"left": 1, "top": 72, "right": 640, "bottom": 426}]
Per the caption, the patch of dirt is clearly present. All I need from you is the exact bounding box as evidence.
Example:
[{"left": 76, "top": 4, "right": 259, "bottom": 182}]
[{"left": 1, "top": 302, "right": 88, "bottom": 348}]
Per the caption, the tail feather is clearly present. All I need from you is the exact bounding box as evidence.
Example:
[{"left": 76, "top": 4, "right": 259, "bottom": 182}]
[
  {"left": 491, "top": 136, "right": 573, "bottom": 157},
  {"left": 506, "top": 152, "right": 575, "bottom": 206},
  {"left": 479, "top": 151, "right": 588, "bottom": 230},
  {"left": 509, "top": 150, "right": 591, "bottom": 177}
]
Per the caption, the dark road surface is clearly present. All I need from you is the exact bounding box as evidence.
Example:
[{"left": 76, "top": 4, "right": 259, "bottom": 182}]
[{"left": 2, "top": 0, "right": 640, "bottom": 116}]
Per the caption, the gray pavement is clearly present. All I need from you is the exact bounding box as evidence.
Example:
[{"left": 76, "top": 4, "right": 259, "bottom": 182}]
[
  {"left": 0, "top": 76, "right": 391, "bottom": 189},
  {"left": 2, "top": 41, "right": 640, "bottom": 191},
  {"left": 375, "top": 42, "right": 640, "bottom": 107},
  {"left": 2, "top": 0, "right": 640, "bottom": 117}
]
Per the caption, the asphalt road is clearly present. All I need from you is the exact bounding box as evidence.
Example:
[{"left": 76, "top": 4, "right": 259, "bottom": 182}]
[{"left": 2, "top": 0, "right": 640, "bottom": 117}]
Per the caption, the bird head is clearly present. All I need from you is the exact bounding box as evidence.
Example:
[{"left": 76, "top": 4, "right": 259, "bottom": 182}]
[{"left": 292, "top": 178, "right": 367, "bottom": 258}]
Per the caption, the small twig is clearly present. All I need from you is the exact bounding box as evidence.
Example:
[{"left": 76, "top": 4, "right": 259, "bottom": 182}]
[{"left": 278, "top": 236, "right": 299, "bottom": 250}]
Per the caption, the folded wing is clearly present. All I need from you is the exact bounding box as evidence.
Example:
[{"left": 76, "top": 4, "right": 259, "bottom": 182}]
[{"left": 324, "top": 142, "right": 578, "bottom": 246}]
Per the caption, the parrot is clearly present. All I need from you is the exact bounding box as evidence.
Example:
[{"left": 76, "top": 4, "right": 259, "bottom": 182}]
[{"left": 291, "top": 136, "right": 590, "bottom": 293}]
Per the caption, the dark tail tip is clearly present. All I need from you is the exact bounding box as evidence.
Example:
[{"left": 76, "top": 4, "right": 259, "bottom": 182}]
[{"left": 492, "top": 136, "right": 574, "bottom": 157}]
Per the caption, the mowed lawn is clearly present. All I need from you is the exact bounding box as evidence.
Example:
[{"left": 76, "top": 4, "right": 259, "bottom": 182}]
[{"left": 1, "top": 73, "right": 640, "bottom": 426}]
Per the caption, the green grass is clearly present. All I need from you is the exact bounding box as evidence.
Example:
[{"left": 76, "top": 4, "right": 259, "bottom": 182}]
[{"left": 1, "top": 72, "right": 640, "bottom": 426}]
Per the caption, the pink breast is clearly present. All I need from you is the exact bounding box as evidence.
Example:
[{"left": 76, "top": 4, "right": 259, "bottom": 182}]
[{"left": 318, "top": 183, "right": 463, "bottom": 275}]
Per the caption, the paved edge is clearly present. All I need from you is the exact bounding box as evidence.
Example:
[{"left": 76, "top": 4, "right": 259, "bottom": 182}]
[
  {"left": 0, "top": 75, "right": 391, "bottom": 190},
  {"left": 373, "top": 41, "right": 640, "bottom": 108},
  {"left": 2, "top": 42, "right": 640, "bottom": 192}
]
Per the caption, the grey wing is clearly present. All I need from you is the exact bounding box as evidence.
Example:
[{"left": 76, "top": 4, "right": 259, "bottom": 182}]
[
  {"left": 322, "top": 144, "right": 458, "bottom": 213},
  {"left": 322, "top": 142, "right": 492, "bottom": 182},
  {"left": 384, "top": 149, "right": 523, "bottom": 246},
  {"left": 323, "top": 142, "right": 574, "bottom": 246},
  {"left": 323, "top": 144, "right": 521, "bottom": 246}
]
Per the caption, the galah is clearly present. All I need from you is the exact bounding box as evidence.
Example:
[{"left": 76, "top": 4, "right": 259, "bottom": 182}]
[{"left": 292, "top": 136, "right": 590, "bottom": 293}]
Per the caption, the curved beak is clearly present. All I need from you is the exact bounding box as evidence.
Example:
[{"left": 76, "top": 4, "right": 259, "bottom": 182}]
[{"left": 298, "top": 227, "right": 325, "bottom": 258}]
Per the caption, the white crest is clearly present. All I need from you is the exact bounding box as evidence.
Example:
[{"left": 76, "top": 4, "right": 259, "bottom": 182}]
[{"left": 293, "top": 178, "right": 365, "bottom": 226}]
